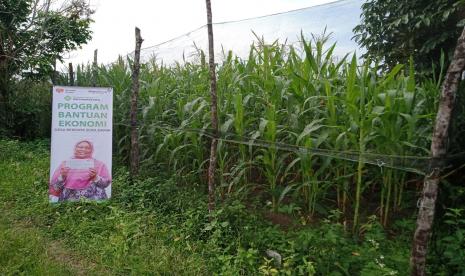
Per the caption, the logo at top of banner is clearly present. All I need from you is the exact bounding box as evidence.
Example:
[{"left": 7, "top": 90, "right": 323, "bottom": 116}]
[{"left": 56, "top": 87, "right": 111, "bottom": 95}]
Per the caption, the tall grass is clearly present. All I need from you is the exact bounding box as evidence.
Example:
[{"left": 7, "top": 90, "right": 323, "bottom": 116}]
[{"left": 64, "top": 35, "right": 438, "bottom": 229}]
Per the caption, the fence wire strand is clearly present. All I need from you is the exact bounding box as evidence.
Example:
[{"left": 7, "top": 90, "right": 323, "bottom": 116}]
[{"left": 114, "top": 122, "right": 465, "bottom": 176}]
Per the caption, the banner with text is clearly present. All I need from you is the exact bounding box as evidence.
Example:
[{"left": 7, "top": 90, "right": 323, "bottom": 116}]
[{"left": 49, "top": 86, "right": 113, "bottom": 202}]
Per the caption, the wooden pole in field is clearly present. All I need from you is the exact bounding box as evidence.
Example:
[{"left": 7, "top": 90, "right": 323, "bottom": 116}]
[
  {"left": 205, "top": 0, "right": 219, "bottom": 213},
  {"left": 68, "top": 62, "right": 74, "bottom": 86},
  {"left": 92, "top": 49, "right": 98, "bottom": 87},
  {"left": 411, "top": 26, "right": 465, "bottom": 276},
  {"left": 130, "top": 27, "right": 143, "bottom": 177}
]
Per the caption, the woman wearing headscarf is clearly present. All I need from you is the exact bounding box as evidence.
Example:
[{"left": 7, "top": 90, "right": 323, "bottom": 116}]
[{"left": 49, "top": 140, "right": 111, "bottom": 201}]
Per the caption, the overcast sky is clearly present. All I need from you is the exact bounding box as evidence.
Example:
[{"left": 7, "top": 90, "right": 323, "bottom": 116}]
[{"left": 61, "top": 0, "right": 336, "bottom": 68}]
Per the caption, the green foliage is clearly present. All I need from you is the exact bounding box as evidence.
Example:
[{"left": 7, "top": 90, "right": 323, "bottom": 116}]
[
  {"left": 353, "top": 0, "right": 465, "bottom": 73},
  {"left": 0, "top": 80, "right": 51, "bottom": 139},
  {"left": 9, "top": 37, "right": 441, "bottom": 230},
  {"left": 429, "top": 208, "right": 465, "bottom": 275},
  {"left": 0, "top": 0, "right": 93, "bottom": 80},
  {"left": 0, "top": 0, "right": 93, "bottom": 136},
  {"left": 437, "top": 209, "right": 465, "bottom": 272},
  {"left": 0, "top": 141, "right": 408, "bottom": 275},
  {"left": 1, "top": 3, "right": 464, "bottom": 273},
  {"left": 92, "top": 37, "right": 436, "bottom": 229},
  {"left": 3, "top": 139, "right": 465, "bottom": 274}
]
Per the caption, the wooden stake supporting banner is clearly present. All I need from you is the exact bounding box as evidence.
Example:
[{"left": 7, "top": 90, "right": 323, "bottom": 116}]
[
  {"left": 410, "top": 26, "right": 465, "bottom": 276},
  {"left": 205, "top": 0, "right": 219, "bottom": 213},
  {"left": 130, "top": 27, "right": 143, "bottom": 177}
]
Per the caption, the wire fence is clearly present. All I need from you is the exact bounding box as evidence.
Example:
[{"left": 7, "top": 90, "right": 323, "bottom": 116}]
[
  {"left": 79, "top": 0, "right": 465, "bottom": 180},
  {"left": 114, "top": 122, "right": 465, "bottom": 176},
  {"left": 127, "top": 0, "right": 364, "bottom": 65}
]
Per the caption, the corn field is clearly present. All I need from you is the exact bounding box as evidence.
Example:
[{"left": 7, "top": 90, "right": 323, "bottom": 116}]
[{"left": 67, "top": 36, "right": 440, "bottom": 228}]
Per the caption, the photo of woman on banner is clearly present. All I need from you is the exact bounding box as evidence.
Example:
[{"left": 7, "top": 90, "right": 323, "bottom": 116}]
[{"left": 49, "top": 139, "right": 111, "bottom": 201}]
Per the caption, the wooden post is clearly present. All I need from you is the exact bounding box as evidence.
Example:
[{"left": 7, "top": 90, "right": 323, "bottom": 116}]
[
  {"left": 130, "top": 27, "right": 143, "bottom": 176},
  {"left": 410, "top": 26, "right": 465, "bottom": 276},
  {"left": 68, "top": 62, "right": 74, "bottom": 86},
  {"left": 76, "top": 64, "right": 81, "bottom": 86},
  {"left": 92, "top": 49, "right": 98, "bottom": 87},
  {"left": 205, "top": 0, "right": 219, "bottom": 213}
]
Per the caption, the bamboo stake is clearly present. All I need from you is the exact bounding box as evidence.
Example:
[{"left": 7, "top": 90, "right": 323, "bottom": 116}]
[
  {"left": 130, "top": 27, "right": 143, "bottom": 177},
  {"left": 205, "top": 0, "right": 219, "bottom": 213},
  {"left": 410, "top": 26, "right": 465, "bottom": 276}
]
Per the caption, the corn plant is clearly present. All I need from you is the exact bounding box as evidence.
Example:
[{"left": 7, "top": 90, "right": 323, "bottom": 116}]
[{"left": 69, "top": 34, "right": 438, "bottom": 230}]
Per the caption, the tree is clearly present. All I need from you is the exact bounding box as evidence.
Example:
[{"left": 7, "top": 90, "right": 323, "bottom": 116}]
[
  {"left": 0, "top": 0, "right": 93, "bottom": 137},
  {"left": 0, "top": 0, "right": 93, "bottom": 94},
  {"left": 353, "top": 0, "right": 465, "bottom": 73},
  {"left": 411, "top": 25, "right": 465, "bottom": 276}
]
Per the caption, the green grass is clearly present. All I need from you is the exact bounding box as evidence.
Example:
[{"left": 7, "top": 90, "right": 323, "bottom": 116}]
[
  {"left": 0, "top": 139, "right": 416, "bottom": 275},
  {"left": 0, "top": 140, "right": 209, "bottom": 275},
  {"left": 0, "top": 215, "right": 76, "bottom": 275}
]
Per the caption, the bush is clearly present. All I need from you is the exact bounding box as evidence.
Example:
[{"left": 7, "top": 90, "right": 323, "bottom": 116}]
[{"left": 0, "top": 81, "right": 51, "bottom": 139}]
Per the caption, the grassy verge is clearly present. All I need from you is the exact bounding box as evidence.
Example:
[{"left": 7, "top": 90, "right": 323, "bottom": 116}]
[
  {"left": 0, "top": 140, "right": 208, "bottom": 275},
  {"left": 0, "top": 214, "right": 78, "bottom": 275},
  {"left": 0, "top": 139, "right": 413, "bottom": 275}
]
